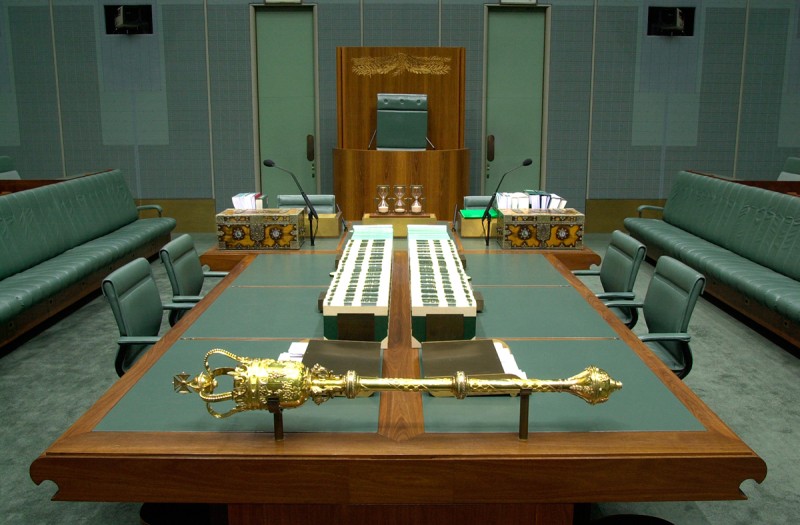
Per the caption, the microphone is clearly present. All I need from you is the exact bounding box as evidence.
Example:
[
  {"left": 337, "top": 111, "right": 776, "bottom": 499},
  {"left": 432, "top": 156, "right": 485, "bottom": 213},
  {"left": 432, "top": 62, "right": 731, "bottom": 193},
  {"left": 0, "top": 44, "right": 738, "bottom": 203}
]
[
  {"left": 263, "top": 159, "right": 318, "bottom": 246},
  {"left": 481, "top": 158, "right": 533, "bottom": 246}
]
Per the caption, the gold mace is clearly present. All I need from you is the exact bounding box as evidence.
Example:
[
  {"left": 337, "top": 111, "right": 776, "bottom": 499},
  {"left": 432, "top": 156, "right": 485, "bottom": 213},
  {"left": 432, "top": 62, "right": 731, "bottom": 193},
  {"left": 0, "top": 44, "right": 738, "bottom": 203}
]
[{"left": 174, "top": 349, "right": 622, "bottom": 419}]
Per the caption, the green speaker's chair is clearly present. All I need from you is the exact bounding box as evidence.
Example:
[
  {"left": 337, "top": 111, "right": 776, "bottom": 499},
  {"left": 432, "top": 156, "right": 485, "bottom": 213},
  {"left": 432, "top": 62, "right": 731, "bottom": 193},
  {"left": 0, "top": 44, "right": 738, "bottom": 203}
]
[
  {"left": 102, "top": 258, "right": 193, "bottom": 377},
  {"left": 159, "top": 234, "right": 228, "bottom": 325},
  {"left": 606, "top": 256, "right": 706, "bottom": 379},
  {"left": 573, "top": 230, "right": 647, "bottom": 327},
  {"left": 374, "top": 93, "right": 429, "bottom": 150}
]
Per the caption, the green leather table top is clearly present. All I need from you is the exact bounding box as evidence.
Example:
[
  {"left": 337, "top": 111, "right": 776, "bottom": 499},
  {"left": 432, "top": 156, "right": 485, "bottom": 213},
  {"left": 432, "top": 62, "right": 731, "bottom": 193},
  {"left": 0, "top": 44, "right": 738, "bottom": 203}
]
[
  {"left": 182, "top": 286, "right": 326, "bottom": 339},
  {"left": 96, "top": 339, "right": 380, "bottom": 433},
  {"left": 473, "top": 286, "right": 618, "bottom": 338},
  {"left": 466, "top": 253, "right": 617, "bottom": 338},
  {"left": 422, "top": 338, "right": 704, "bottom": 433},
  {"left": 464, "top": 252, "right": 566, "bottom": 285},
  {"left": 96, "top": 253, "right": 702, "bottom": 435},
  {"left": 233, "top": 253, "right": 336, "bottom": 286}
]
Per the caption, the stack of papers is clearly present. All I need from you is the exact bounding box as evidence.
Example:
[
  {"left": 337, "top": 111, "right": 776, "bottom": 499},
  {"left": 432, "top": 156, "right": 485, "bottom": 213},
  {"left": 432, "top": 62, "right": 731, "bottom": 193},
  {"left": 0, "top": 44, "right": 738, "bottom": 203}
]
[
  {"left": 495, "top": 341, "right": 526, "bottom": 379},
  {"left": 278, "top": 341, "right": 308, "bottom": 362},
  {"left": 407, "top": 224, "right": 450, "bottom": 240},
  {"left": 232, "top": 192, "right": 268, "bottom": 210},
  {"left": 494, "top": 191, "right": 567, "bottom": 210},
  {"left": 524, "top": 189, "right": 567, "bottom": 210},
  {"left": 351, "top": 224, "right": 394, "bottom": 240}
]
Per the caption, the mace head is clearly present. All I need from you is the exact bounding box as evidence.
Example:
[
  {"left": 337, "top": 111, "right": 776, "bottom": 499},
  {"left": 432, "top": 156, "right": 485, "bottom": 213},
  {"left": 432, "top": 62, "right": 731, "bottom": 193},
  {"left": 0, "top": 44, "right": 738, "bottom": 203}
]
[{"left": 570, "top": 366, "right": 623, "bottom": 405}]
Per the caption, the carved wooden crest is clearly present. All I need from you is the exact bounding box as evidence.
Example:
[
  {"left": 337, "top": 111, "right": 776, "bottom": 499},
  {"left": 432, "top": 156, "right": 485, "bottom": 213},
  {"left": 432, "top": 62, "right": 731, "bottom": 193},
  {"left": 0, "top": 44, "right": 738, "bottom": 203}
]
[{"left": 352, "top": 52, "right": 451, "bottom": 77}]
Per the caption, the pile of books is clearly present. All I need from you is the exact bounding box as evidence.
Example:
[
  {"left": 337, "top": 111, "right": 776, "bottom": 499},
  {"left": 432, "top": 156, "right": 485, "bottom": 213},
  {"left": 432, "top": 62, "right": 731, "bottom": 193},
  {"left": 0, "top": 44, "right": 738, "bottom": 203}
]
[
  {"left": 494, "top": 190, "right": 567, "bottom": 210},
  {"left": 231, "top": 192, "right": 268, "bottom": 210}
]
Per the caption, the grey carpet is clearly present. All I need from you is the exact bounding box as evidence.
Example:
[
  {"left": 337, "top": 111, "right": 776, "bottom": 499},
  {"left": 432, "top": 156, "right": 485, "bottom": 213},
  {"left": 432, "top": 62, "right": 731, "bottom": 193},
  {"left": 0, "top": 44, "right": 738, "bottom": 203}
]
[{"left": 1, "top": 233, "right": 797, "bottom": 524}]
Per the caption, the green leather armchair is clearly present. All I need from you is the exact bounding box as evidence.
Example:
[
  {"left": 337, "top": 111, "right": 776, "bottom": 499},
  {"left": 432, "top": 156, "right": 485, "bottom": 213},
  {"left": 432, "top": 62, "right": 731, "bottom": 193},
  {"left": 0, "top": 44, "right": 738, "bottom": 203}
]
[
  {"left": 159, "top": 234, "right": 227, "bottom": 324},
  {"left": 573, "top": 230, "right": 646, "bottom": 327},
  {"left": 606, "top": 256, "right": 705, "bottom": 379},
  {"left": 102, "top": 258, "right": 193, "bottom": 377}
]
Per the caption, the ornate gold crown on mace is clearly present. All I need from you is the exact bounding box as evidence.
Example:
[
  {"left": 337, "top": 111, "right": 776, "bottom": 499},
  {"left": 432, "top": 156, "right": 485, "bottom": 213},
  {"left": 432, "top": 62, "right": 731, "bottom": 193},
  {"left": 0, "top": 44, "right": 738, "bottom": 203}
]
[{"left": 173, "top": 349, "right": 622, "bottom": 420}]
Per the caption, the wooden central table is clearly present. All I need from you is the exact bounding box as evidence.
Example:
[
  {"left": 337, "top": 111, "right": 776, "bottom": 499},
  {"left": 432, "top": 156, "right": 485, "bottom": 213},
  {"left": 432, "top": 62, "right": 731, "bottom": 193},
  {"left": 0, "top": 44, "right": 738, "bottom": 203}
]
[{"left": 31, "top": 246, "right": 765, "bottom": 525}]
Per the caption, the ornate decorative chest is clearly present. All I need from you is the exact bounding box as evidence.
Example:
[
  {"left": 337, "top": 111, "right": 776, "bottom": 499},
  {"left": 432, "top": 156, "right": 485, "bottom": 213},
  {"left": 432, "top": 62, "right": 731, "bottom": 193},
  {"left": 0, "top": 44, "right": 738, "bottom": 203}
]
[
  {"left": 216, "top": 208, "right": 305, "bottom": 250},
  {"left": 496, "top": 208, "right": 585, "bottom": 249}
]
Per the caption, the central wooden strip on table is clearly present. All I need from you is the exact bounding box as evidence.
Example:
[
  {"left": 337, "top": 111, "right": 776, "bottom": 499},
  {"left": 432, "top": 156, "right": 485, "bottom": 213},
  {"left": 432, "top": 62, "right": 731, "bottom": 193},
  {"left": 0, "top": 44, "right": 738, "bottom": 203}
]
[{"left": 378, "top": 251, "right": 424, "bottom": 441}]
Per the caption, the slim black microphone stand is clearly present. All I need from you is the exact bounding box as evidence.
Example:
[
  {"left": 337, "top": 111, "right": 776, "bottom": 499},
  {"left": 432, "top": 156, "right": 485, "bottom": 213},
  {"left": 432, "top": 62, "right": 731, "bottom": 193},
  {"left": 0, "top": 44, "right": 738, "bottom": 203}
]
[
  {"left": 481, "top": 159, "right": 533, "bottom": 247},
  {"left": 263, "top": 160, "right": 318, "bottom": 246},
  {"left": 481, "top": 192, "right": 499, "bottom": 247}
]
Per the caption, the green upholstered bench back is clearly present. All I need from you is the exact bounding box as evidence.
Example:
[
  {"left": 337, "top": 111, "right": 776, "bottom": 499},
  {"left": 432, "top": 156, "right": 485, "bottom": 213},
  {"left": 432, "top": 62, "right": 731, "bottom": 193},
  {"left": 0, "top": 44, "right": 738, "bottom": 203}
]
[
  {"left": 276, "top": 194, "right": 337, "bottom": 214},
  {"left": 0, "top": 169, "right": 138, "bottom": 280},
  {"left": 663, "top": 171, "right": 800, "bottom": 281}
]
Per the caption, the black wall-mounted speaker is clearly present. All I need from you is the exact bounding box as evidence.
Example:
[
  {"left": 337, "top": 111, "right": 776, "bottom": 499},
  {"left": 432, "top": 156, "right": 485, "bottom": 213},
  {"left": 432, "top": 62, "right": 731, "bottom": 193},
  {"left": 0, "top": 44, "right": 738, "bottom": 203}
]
[
  {"left": 647, "top": 7, "right": 695, "bottom": 37},
  {"left": 104, "top": 5, "right": 153, "bottom": 35}
]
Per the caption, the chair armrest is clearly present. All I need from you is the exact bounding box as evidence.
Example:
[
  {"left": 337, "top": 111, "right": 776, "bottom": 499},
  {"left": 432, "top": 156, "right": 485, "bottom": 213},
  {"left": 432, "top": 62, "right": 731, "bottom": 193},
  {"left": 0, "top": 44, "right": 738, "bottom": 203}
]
[
  {"left": 639, "top": 333, "right": 691, "bottom": 343},
  {"left": 603, "top": 299, "right": 644, "bottom": 310},
  {"left": 117, "top": 336, "right": 161, "bottom": 345},
  {"left": 137, "top": 204, "right": 163, "bottom": 217},
  {"left": 163, "top": 302, "right": 196, "bottom": 311},
  {"left": 637, "top": 205, "right": 664, "bottom": 218},
  {"left": 572, "top": 269, "right": 600, "bottom": 276},
  {"left": 172, "top": 295, "right": 203, "bottom": 303},
  {"left": 203, "top": 271, "right": 229, "bottom": 279},
  {"left": 597, "top": 291, "right": 636, "bottom": 301}
]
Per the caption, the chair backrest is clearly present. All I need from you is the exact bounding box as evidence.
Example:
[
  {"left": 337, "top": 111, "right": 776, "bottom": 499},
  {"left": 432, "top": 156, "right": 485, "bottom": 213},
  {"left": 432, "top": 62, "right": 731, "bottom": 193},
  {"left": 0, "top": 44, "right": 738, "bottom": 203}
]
[
  {"left": 599, "top": 230, "right": 647, "bottom": 294},
  {"left": 0, "top": 156, "right": 18, "bottom": 180},
  {"left": 102, "top": 258, "right": 164, "bottom": 338},
  {"left": 463, "top": 195, "right": 492, "bottom": 210},
  {"left": 778, "top": 156, "right": 800, "bottom": 181},
  {"left": 643, "top": 256, "right": 705, "bottom": 335},
  {"left": 376, "top": 93, "right": 428, "bottom": 150},
  {"left": 159, "top": 234, "right": 204, "bottom": 297},
  {"left": 276, "top": 194, "right": 337, "bottom": 214}
]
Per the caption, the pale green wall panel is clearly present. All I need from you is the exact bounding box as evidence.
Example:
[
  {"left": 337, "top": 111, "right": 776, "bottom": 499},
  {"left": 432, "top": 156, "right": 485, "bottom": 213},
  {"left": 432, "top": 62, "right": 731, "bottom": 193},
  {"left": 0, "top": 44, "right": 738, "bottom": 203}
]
[
  {"left": 99, "top": 91, "right": 168, "bottom": 146},
  {"left": 485, "top": 7, "right": 545, "bottom": 192},
  {"left": 0, "top": 93, "right": 19, "bottom": 146},
  {"left": 256, "top": 7, "right": 317, "bottom": 198},
  {"left": 0, "top": 5, "right": 18, "bottom": 147}
]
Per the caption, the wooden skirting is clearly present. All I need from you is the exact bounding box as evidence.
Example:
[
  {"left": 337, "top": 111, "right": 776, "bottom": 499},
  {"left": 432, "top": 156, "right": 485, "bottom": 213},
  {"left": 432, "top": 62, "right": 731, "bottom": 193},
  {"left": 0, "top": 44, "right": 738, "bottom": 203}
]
[
  {"left": 136, "top": 198, "right": 217, "bottom": 233},
  {"left": 584, "top": 199, "right": 666, "bottom": 233}
]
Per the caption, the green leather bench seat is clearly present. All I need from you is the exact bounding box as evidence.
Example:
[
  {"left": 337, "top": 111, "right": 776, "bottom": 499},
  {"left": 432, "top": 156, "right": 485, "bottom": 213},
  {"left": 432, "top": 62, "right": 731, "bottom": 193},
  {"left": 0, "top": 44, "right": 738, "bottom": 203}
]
[
  {"left": 0, "top": 169, "right": 175, "bottom": 342},
  {"left": 624, "top": 170, "right": 800, "bottom": 332}
]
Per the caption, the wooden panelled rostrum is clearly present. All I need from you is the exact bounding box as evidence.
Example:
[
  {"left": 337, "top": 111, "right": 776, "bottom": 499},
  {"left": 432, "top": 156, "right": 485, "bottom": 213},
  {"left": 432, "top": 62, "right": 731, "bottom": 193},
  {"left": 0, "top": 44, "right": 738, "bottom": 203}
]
[{"left": 334, "top": 47, "right": 469, "bottom": 221}]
